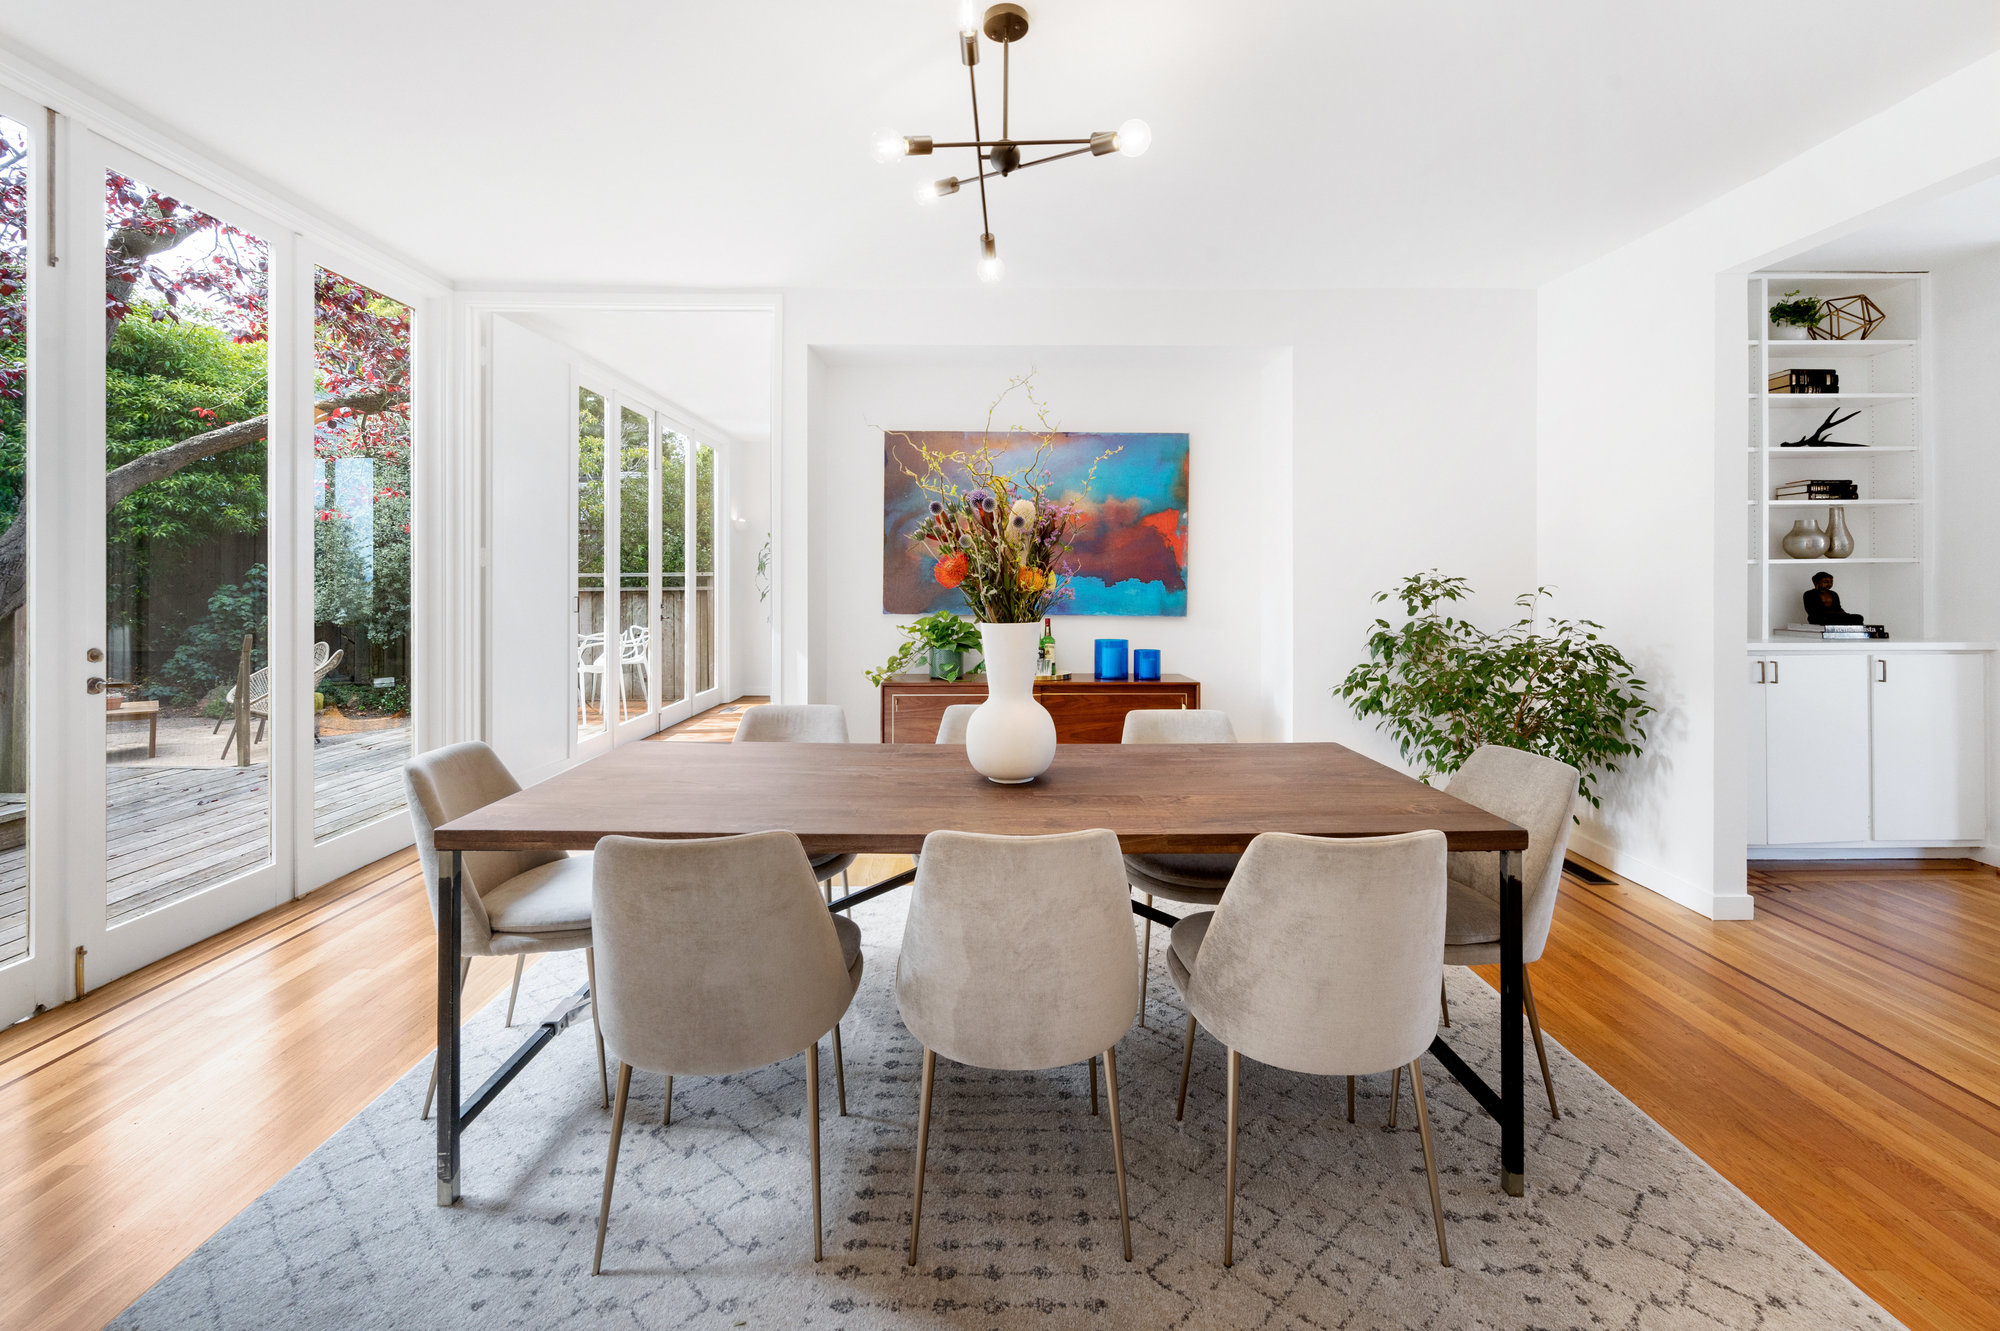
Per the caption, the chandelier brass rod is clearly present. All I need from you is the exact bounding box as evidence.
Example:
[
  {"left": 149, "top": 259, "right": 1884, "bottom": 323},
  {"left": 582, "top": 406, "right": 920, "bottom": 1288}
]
[
  {"left": 967, "top": 59, "right": 991, "bottom": 238},
  {"left": 1002, "top": 38, "right": 1010, "bottom": 140},
  {"left": 928, "top": 138, "right": 1092, "bottom": 149}
]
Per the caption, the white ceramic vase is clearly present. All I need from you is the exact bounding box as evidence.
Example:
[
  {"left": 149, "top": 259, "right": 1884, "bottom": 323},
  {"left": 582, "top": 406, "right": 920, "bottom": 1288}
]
[
  {"left": 1770, "top": 323, "right": 1810, "bottom": 341},
  {"left": 965, "top": 621, "right": 1057, "bottom": 784}
]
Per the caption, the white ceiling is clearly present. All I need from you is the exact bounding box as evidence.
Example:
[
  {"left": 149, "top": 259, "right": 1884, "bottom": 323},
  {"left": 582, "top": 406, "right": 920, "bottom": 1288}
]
[
  {"left": 510, "top": 310, "right": 774, "bottom": 445},
  {"left": 5, "top": 1, "right": 1996, "bottom": 289},
  {"left": 1783, "top": 170, "right": 2000, "bottom": 271}
]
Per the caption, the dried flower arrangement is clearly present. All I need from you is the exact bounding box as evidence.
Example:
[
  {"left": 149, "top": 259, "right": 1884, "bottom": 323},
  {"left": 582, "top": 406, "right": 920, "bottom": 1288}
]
[{"left": 888, "top": 373, "right": 1119, "bottom": 624}]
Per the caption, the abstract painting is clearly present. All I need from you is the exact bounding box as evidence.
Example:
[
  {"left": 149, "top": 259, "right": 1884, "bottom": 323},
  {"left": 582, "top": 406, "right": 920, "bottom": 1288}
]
[{"left": 884, "top": 430, "right": 1190, "bottom": 616}]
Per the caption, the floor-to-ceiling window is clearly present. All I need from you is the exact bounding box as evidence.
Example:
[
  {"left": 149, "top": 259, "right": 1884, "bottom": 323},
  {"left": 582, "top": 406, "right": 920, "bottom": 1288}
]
[
  {"left": 311, "top": 267, "right": 413, "bottom": 843},
  {"left": 616, "top": 404, "right": 650, "bottom": 726},
  {"left": 575, "top": 387, "right": 608, "bottom": 742},
  {"left": 659, "top": 426, "right": 687, "bottom": 713},
  {"left": 102, "top": 167, "right": 273, "bottom": 920},
  {"left": 0, "top": 115, "right": 28, "bottom": 968}
]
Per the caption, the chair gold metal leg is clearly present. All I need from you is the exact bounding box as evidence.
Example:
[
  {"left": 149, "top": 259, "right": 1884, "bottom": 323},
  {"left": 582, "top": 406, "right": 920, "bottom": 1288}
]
[
  {"left": 1176, "top": 1013, "right": 1196, "bottom": 1122},
  {"left": 1088, "top": 1055, "right": 1099, "bottom": 1115},
  {"left": 1223, "top": 1048, "right": 1240, "bottom": 1267},
  {"left": 1389, "top": 1064, "right": 1401, "bottom": 1128},
  {"left": 592, "top": 1062, "right": 633, "bottom": 1275},
  {"left": 1138, "top": 893, "right": 1153, "bottom": 1029},
  {"left": 1440, "top": 976, "right": 1450, "bottom": 1028},
  {"left": 663, "top": 1074, "right": 673, "bottom": 1126},
  {"left": 505, "top": 955, "right": 525, "bottom": 1027},
  {"left": 1102, "top": 1047, "right": 1133, "bottom": 1262},
  {"left": 585, "top": 948, "right": 609, "bottom": 1109},
  {"left": 1409, "top": 1060, "right": 1450, "bottom": 1267},
  {"left": 1347, "top": 1074, "right": 1355, "bottom": 1124},
  {"left": 421, "top": 957, "right": 472, "bottom": 1122},
  {"left": 1523, "top": 965, "right": 1561, "bottom": 1120},
  {"left": 832, "top": 1022, "right": 848, "bottom": 1116},
  {"left": 907, "top": 1047, "right": 936, "bottom": 1266},
  {"left": 808, "top": 1041, "right": 824, "bottom": 1261}
]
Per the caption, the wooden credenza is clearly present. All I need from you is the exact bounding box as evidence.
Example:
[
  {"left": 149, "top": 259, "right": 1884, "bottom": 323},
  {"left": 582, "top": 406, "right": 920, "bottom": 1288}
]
[{"left": 879, "top": 673, "right": 1202, "bottom": 743}]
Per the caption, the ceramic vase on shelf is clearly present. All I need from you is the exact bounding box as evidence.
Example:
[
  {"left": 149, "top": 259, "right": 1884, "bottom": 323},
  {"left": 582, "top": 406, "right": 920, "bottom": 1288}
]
[
  {"left": 964, "top": 621, "right": 1057, "bottom": 784},
  {"left": 1781, "top": 519, "right": 1829, "bottom": 559},
  {"left": 1825, "top": 505, "right": 1854, "bottom": 559},
  {"left": 1771, "top": 323, "right": 1810, "bottom": 341}
]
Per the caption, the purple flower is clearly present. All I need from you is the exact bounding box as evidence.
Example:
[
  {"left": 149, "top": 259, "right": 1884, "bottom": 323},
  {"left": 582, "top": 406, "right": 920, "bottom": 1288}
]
[
  {"left": 968, "top": 489, "right": 992, "bottom": 511},
  {"left": 928, "top": 499, "right": 944, "bottom": 516},
  {"left": 1009, "top": 514, "right": 1027, "bottom": 530}
]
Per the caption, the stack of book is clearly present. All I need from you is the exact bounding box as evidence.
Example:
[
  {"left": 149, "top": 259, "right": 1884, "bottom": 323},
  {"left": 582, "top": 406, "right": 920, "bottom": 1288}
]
[
  {"left": 1775, "top": 479, "right": 1859, "bottom": 500},
  {"left": 1768, "top": 368, "right": 1839, "bottom": 394},
  {"left": 1778, "top": 622, "right": 1889, "bottom": 640}
]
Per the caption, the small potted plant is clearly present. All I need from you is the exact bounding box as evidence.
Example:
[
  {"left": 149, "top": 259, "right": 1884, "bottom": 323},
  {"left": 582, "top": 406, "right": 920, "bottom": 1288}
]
[
  {"left": 866, "top": 610, "right": 987, "bottom": 685},
  {"left": 1768, "top": 289, "right": 1822, "bottom": 341}
]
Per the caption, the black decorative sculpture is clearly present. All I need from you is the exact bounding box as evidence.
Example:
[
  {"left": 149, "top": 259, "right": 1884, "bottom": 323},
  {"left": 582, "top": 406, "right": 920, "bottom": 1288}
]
[
  {"left": 1781, "top": 407, "right": 1862, "bottom": 448},
  {"left": 1802, "top": 572, "right": 1864, "bottom": 625}
]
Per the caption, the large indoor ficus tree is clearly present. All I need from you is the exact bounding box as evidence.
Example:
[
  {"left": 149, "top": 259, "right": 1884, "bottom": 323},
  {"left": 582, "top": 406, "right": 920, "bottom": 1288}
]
[{"left": 1335, "top": 571, "right": 1653, "bottom": 809}]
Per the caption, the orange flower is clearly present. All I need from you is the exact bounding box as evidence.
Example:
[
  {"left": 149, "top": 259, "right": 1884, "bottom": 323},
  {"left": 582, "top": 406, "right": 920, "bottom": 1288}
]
[
  {"left": 934, "top": 551, "right": 969, "bottom": 589},
  {"left": 1016, "top": 566, "right": 1045, "bottom": 591}
]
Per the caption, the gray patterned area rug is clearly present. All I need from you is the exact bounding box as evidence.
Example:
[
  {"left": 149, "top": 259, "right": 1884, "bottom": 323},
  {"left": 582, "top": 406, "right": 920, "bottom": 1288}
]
[{"left": 115, "top": 892, "right": 1898, "bottom": 1330}]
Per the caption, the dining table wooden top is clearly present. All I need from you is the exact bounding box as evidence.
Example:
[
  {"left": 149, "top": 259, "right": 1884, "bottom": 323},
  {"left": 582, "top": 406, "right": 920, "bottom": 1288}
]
[{"left": 435, "top": 741, "right": 1529, "bottom": 856}]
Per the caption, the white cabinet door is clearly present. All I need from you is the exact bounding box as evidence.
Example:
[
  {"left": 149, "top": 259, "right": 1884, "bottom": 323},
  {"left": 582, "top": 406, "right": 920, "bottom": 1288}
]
[
  {"left": 1765, "top": 653, "right": 1871, "bottom": 845},
  {"left": 1871, "top": 653, "right": 1987, "bottom": 842},
  {"left": 1746, "top": 657, "right": 1769, "bottom": 846}
]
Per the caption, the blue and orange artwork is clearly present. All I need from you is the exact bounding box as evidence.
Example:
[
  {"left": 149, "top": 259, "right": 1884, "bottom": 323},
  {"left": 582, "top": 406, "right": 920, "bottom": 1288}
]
[{"left": 883, "top": 430, "right": 1190, "bottom": 616}]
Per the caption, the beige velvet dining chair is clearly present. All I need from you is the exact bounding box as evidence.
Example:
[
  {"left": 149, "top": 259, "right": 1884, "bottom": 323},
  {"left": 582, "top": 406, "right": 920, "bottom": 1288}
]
[
  {"left": 896, "top": 828, "right": 1140, "bottom": 1265},
  {"left": 1168, "top": 829, "right": 1452, "bottom": 1267},
  {"left": 1121, "top": 708, "right": 1239, "bottom": 1028},
  {"left": 588, "top": 831, "right": 863, "bottom": 1271},
  {"left": 933, "top": 703, "right": 978, "bottom": 744},
  {"left": 733, "top": 704, "right": 857, "bottom": 900},
  {"left": 1435, "top": 744, "right": 1579, "bottom": 1120},
  {"left": 403, "top": 742, "right": 606, "bottom": 1121}
]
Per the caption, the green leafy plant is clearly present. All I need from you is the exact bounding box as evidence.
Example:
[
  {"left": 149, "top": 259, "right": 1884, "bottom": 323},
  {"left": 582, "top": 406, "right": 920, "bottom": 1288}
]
[
  {"left": 1768, "top": 289, "right": 1823, "bottom": 329},
  {"left": 1335, "top": 572, "right": 1653, "bottom": 809},
  {"left": 866, "top": 610, "right": 986, "bottom": 686}
]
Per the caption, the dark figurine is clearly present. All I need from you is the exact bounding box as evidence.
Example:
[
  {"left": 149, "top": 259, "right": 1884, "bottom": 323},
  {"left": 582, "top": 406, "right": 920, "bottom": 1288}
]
[
  {"left": 1803, "top": 572, "right": 1863, "bottom": 625},
  {"left": 1781, "top": 407, "right": 1862, "bottom": 448}
]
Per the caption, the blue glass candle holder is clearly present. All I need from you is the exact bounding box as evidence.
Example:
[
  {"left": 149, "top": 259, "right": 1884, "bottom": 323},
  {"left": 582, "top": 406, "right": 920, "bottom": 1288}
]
[
  {"left": 1132, "top": 649, "right": 1162, "bottom": 681},
  {"left": 1094, "top": 638, "right": 1129, "bottom": 682}
]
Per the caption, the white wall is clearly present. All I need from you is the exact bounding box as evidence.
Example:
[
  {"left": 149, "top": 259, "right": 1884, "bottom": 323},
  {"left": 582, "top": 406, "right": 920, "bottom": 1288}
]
[
  {"left": 486, "top": 316, "right": 577, "bottom": 786},
  {"left": 1537, "top": 53, "right": 2000, "bottom": 917},
  {"left": 777, "top": 289, "right": 1539, "bottom": 765},
  {"left": 1930, "top": 247, "right": 2000, "bottom": 863},
  {"left": 729, "top": 436, "right": 774, "bottom": 697}
]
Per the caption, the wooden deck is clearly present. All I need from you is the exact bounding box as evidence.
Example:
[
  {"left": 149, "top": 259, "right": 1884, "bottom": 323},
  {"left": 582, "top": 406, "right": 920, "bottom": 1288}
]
[{"left": 0, "top": 727, "right": 410, "bottom": 964}]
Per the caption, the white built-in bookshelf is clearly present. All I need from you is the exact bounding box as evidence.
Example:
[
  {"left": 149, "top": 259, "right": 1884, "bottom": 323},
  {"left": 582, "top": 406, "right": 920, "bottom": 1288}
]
[{"left": 1746, "top": 272, "right": 1932, "bottom": 642}]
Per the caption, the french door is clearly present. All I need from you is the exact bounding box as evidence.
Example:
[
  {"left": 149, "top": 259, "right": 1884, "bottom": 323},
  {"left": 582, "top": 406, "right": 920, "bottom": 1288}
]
[
  {"left": 572, "top": 379, "right": 723, "bottom": 758},
  {"left": 0, "top": 119, "right": 428, "bottom": 1019}
]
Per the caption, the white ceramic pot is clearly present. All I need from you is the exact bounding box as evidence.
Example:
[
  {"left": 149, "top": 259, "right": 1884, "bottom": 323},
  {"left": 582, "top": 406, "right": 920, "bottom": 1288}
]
[
  {"left": 965, "top": 621, "right": 1057, "bottom": 784},
  {"left": 1770, "top": 323, "right": 1810, "bottom": 340}
]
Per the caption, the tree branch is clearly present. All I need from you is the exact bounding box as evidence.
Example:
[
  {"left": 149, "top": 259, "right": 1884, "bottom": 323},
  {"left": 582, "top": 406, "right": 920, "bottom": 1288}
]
[{"left": 0, "top": 381, "right": 405, "bottom": 622}]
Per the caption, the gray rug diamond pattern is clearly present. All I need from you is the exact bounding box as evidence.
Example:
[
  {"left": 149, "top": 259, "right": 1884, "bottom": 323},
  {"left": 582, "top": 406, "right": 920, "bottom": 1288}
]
[{"left": 113, "top": 890, "right": 1901, "bottom": 1329}]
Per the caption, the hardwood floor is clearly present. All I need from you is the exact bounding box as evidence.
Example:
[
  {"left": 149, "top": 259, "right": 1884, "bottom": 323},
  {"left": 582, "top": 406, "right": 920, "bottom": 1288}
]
[{"left": 2, "top": 708, "right": 1995, "bottom": 1327}]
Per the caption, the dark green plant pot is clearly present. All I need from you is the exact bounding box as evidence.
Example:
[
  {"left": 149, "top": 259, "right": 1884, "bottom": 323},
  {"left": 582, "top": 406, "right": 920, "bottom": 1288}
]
[{"left": 928, "top": 647, "right": 963, "bottom": 680}]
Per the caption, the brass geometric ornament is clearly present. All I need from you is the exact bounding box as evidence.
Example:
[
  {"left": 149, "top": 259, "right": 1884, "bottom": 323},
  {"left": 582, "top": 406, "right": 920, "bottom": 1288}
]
[{"left": 1810, "top": 294, "right": 1885, "bottom": 341}]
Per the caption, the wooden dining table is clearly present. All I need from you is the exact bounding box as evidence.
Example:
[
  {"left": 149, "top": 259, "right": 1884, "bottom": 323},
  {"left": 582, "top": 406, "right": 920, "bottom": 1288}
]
[{"left": 430, "top": 740, "right": 1531, "bottom": 1207}]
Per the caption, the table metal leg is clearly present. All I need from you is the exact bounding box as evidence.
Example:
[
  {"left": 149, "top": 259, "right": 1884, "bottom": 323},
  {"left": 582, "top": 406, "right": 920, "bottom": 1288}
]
[
  {"left": 1499, "top": 847, "right": 1524, "bottom": 1196},
  {"left": 437, "top": 850, "right": 462, "bottom": 1206}
]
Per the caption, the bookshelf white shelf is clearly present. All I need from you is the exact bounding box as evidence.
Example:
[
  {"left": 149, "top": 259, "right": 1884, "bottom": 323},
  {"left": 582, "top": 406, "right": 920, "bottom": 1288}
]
[{"left": 1747, "top": 272, "right": 1932, "bottom": 642}]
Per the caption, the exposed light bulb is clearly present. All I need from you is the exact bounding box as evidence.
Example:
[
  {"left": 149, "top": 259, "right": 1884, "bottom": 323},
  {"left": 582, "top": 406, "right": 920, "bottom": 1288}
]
[
  {"left": 916, "top": 177, "right": 960, "bottom": 206},
  {"left": 872, "top": 129, "right": 909, "bottom": 164},
  {"left": 957, "top": 0, "right": 980, "bottom": 34},
  {"left": 1115, "top": 118, "right": 1152, "bottom": 158},
  {"left": 977, "top": 233, "right": 1004, "bottom": 284}
]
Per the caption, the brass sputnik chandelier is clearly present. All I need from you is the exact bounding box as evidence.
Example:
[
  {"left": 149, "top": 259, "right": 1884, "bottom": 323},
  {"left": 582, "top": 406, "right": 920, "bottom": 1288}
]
[{"left": 872, "top": 2, "right": 1151, "bottom": 283}]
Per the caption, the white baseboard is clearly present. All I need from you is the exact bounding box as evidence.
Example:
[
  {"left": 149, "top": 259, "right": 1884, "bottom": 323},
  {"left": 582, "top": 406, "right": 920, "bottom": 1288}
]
[
  {"left": 1568, "top": 830, "right": 1753, "bottom": 921},
  {"left": 1748, "top": 844, "right": 1980, "bottom": 860},
  {"left": 1975, "top": 845, "right": 2000, "bottom": 870}
]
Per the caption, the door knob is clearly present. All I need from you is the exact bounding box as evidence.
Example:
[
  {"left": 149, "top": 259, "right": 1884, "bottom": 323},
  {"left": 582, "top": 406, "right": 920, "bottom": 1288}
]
[{"left": 86, "top": 677, "right": 105, "bottom": 694}]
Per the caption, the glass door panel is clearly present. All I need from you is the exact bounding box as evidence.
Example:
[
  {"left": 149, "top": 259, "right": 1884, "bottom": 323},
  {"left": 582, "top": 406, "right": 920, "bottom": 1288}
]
[
  {"left": 615, "top": 405, "right": 650, "bottom": 726},
  {"left": 575, "top": 388, "right": 607, "bottom": 741},
  {"left": 694, "top": 440, "right": 717, "bottom": 697},
  {"left": 0, "top": 115, "right": 28, "bottom": 969},
  {"left": 310, "top": 266, "right": 413, "bottom": 843},
  {"left": 103, "top": 167, "right": 272, "bottom": 921},
  {"left": 659, "top": 426, "right": 687, "bottom": 713}
]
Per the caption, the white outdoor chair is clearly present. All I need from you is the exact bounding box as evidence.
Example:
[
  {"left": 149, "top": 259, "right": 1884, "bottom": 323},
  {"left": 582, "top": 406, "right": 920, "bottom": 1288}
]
[
  {"left": 576, "top": 632, "right": 608, "bottom": 724},
  {"left": 617, "top": 624, "right": 651, "bottom": 714}
]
